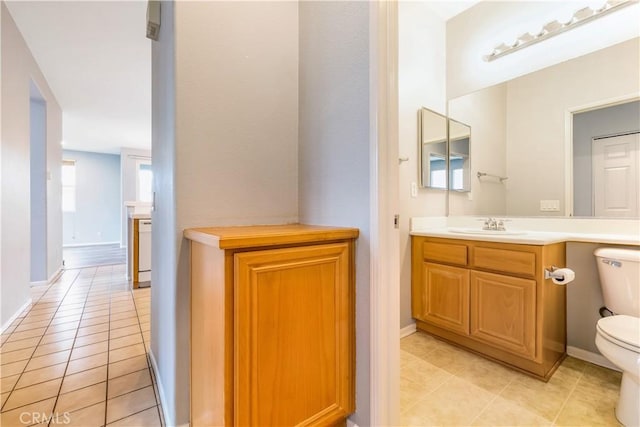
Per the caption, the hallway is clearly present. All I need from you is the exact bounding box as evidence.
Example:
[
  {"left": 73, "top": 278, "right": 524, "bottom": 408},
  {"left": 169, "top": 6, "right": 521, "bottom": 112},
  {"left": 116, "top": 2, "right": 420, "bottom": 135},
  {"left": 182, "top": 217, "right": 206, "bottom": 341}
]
[{"left": 0, "top": 265, "right": 162, "bottom": 426}]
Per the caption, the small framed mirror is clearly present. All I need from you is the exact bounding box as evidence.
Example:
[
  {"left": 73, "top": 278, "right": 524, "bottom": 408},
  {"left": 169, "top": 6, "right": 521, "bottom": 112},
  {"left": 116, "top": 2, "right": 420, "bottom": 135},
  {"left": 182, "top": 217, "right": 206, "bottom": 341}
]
[
  {"left": 448, "top": 119, "right": 471, "bottom": 192},
  {"left": 419, "top": 108, "right": 448, "bottom": 189}
]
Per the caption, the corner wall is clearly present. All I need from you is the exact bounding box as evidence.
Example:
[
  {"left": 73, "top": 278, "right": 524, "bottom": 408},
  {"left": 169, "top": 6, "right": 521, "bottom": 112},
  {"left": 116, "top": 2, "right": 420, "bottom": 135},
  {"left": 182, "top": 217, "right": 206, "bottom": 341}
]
[
  {"left": 151, "top": 2, "right": 299, "bottom": 424},
  {"left": 397, "top": 2, "right": 447, "bottom": 328},
  {"left": 1, "top": 2, "right": 62, "bottom": 326},
  {"left": 298, "top": 2, "right": 371, "bottom": 423}
]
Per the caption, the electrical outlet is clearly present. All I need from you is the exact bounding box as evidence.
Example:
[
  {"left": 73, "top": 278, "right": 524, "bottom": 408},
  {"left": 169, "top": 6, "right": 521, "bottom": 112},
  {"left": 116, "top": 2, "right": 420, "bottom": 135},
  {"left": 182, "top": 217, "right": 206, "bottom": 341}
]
[
  {"left": 410, "top": 182, "right": 418, "bottom": 198},
  {"left": 540, "top": 200, "right": 560, "bottom": 211}
]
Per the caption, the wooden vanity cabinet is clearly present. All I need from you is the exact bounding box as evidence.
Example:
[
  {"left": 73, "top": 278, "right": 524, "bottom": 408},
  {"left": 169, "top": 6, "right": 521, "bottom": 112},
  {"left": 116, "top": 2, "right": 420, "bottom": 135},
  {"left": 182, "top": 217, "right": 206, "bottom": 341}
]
[
  {"left": 185, "top": 224, "right": 358, "bottom": 427},
  {"left": 412, "top": 236, "right": 566, "bottom": 380}
]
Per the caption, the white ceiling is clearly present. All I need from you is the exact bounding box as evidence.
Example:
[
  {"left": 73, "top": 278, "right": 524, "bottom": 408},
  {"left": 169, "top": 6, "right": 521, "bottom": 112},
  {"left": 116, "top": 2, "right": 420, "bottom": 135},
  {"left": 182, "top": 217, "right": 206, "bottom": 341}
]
[{"left": 6, "top": 1, "right": 151, "bottom": 154}]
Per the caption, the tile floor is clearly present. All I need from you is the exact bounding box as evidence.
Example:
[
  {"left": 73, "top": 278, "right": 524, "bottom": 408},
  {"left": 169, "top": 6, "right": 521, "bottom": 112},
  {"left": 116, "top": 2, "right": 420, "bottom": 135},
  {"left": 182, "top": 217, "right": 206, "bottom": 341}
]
[
  {"left": 0, "top": 265, "right": 163, "bottom": 427},
  {"left": 401, "top": 331, "right": 623, "bottom": 426}
]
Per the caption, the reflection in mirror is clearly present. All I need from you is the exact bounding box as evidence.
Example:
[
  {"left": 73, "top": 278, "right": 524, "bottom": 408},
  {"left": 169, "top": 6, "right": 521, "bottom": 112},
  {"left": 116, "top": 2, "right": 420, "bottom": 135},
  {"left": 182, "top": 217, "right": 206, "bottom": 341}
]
[
  {"left": 419, "top": 108, "right": 447, "bottom": 189},
  {"left": 449, "top": 119, "right": 471, "bottom": 192},
  {"left": 448, "top": 38, "right": 640, "bottom": 218}
]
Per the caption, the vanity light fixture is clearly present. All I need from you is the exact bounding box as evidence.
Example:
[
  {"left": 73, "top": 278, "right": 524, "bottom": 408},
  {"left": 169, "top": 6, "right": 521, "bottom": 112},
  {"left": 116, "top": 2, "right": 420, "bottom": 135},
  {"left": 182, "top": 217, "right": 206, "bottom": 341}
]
[{"left": 483, "top": 0, "right": 637, "bottom": 62}]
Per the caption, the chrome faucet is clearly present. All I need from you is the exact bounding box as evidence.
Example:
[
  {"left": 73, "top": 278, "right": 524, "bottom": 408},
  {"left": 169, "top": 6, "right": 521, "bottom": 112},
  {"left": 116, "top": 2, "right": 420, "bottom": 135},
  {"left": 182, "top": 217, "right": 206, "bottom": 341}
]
[{"left": 482, "top": 218, "right": 507, "bottom": 231}]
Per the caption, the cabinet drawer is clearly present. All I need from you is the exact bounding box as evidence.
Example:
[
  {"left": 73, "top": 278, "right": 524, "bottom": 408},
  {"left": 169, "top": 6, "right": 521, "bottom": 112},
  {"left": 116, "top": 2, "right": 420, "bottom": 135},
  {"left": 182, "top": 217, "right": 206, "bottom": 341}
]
[
  {"left": 423, "top": 241, "right": 468, "bottom": 266},
  {"left": 473, "top": 246, "right": 536, "bottom": 278}
]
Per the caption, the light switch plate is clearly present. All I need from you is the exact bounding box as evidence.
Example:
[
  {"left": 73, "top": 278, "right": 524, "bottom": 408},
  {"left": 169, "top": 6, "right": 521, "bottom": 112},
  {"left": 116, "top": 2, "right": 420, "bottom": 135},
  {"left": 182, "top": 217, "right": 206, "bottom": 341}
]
[{"left": 410, "top": 182, "right": 418, "bottom": 198}]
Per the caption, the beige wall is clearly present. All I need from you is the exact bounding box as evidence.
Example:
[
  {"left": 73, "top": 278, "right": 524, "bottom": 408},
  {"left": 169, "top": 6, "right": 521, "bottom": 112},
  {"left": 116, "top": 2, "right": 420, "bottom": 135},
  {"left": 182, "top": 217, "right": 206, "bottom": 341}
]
[
  {"left": 398, "top": 2, "right": 447, "bottom": 328},
  {"left": 448, "top": 83, "right": 507, "bottom": 216},
  {"left": 151, "top": 2, "right": 299, "bottom": 424},
  {"left": 505, "top": 38, "right": 639, "bottom": 216},
  {"left": 1, "top": 2, "right": 62, "bottom": 327}
]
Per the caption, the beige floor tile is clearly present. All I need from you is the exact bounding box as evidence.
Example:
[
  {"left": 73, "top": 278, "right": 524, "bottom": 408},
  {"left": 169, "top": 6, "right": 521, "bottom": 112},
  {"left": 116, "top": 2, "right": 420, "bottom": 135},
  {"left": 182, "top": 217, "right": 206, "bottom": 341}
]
[
  {"left": 50, "top": 314, "right": 82, "bottom": 325},
  {"left": 1, "top": 374, "right": 20, "bottom": 394},
  {"left": 2, "top": 377, "right": 62, "bottom": 411},
  {"left": 110, "top": 318, "right": 139, "bottom": 330},
  {"left": 84, "top": 303, "right": 110, "bottom": 313},
  {"left": 400, "top": 332, "right": 449, "bottom": 360},
  {"left": 108, "top": 355, "right": 149, "bottom": 380},
  {"left": 15, "top": 362, "right": 66, "bottom": 389},
  {"left": 25, "top": 350, "right": 70, "bottom": 372},
  {"left": 453, "top": 355, "right": 519, "bottom": 394},
  {"left": 106, "top": 386, "right": 156, "bottom": 424},
  {"left": 74, "top": 331, "right": 109, "bottom": 348},
  {"left": 110, "top": 334, "right": 143, "bottom": 350},
  {"left": 40, "top": 330, "right": 77, "bottom": 345},
  {"left": 5, "top": 328, "right": 46, "bottom": 343},
  {"left": 471, "top": 395, "right": 552, "bottom": 426},
  {"left": 109, "top": 344, "right": 146, "bottom": 364},
  {"left": 82, "top": 309, "right": 110, "bottom": 320},
  {"left": 79, "top": 316, "right": 110, "bottom": 328},
  {"left": 60, "top": 365, "right": 108, "bottom": 394},
  {"left": 77, "top": 323, "right": 110, "bottom": 337},
  {"left": 32, "top": 338, "right": 75, "bottom": 357},
  {"left": 108, "top": 369, "right": 152, "bottom": 399},
  {"left": 402, "top": 376, "right": 495, "bottom": 426},
  {"left": 107, "top": 405, "right": 161, "bottom": 426},
  {"left": 140, "top": 322, "right": 150, "bottom": 332},
  {"left": 12, "top": 321, "right": 50, "bottom": 332},
  {"left": 1, "top": 391, "right": 9, "bottom": 407},
  {"left": 554, "top": 378, "right": 621, "bottom": 426},
  {"left": 420, "top": 343, "right": 484, "bottom": 376},
  {"left": 580, "top": 363, "right": 622, "bottom": 390},
  {"left": 54, "top": 381, "right": 106, "bottom": 414},
  {"left": 110, "top": 311, "right": 137, "bottom": 322},
  {"left": 0, "top": 348, "right": 35, "bottom": 365},
  {"left": 20, "top": 314, "right": 53, "bottom": 325},
  {"left": 500, "top": 373, "right": 574, "bottom": 421},
  {"left": 400, "top": 358, "right": 451, "bottom": 397},
  {"left": 45, "top": 321, "right": 80, "bottom": 334},
  {"left": 0, "top": 337, "right": 40, "bottom": 353},
  {"left": 66, "top": 352, "right": 108, "bottom": 375},
  {"left": 110, "top": 325, "right": 141, "bottom": 339},
  {"left": 0, "top": 397, "right": 55, "bottom": 427},
  {"left": 0, "top": 360, "right": 28, "bottom": 379},
  {"left": 70, "top": 341, "right": 108, "bottom": 360},
  {"left": 65, "top": 402, "right": 106, "bottom": 427}
]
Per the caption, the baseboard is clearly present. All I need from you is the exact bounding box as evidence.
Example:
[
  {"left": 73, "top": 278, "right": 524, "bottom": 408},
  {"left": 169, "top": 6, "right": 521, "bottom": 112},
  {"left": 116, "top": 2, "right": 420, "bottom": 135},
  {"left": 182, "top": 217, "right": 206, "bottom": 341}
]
[
  {"left": 347, "top": 419, "right": 359, "bottom": 427},
  {"left": 63, "top": 241, "right": 120, "bottom": 248},
  {"left": 31, "top": 266, "right": 63, "bottom": 287},
  {"left": 567, "top": 345, "right": 621, "bottom": 372},
  {"left": 148, "top": 350, "right": 177, "bottom": 427},
  {"left": 400, "top": 322, "right": 416, "bottom": 338},
  {"left": 1, "top": 298, "right": 33, "bottom": 333}
]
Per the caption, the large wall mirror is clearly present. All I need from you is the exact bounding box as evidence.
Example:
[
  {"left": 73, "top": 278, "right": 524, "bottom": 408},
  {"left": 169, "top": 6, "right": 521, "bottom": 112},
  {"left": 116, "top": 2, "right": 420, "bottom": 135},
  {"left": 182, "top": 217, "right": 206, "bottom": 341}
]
[
  {"left": 448, "top": 38, "right": 639, "bottom": 218},
  {"left": 419, "top": 108, "right": 472, "bottom": 192}
]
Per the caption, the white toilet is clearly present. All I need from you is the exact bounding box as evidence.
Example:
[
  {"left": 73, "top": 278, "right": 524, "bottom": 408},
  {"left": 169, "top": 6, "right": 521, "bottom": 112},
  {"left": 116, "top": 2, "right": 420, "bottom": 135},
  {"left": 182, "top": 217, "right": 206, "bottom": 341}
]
[{"left": 594, "top": 248, "right": 640, "bottom": 427}]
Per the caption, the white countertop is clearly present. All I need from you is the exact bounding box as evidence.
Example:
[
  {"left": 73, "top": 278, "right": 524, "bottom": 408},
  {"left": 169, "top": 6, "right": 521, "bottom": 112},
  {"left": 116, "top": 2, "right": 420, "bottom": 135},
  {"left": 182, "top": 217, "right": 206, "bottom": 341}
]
[
  {"left": 410, "top": 228, "right": 639, "bottom": 246},
  {"left": 410, "top": 217, "right": 640, "bottom": 246}
]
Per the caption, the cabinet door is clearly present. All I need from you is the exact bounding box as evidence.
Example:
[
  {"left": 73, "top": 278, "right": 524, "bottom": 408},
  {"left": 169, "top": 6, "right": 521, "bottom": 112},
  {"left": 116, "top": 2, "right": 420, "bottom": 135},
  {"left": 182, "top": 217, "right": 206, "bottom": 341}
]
[
  {"left": 234, "top": 243, "right": 354, "bottom": 427},
  {"left": 470, "top": 271, "right": 536, "bottom": 360},
  {"left": 414, "top": 262, "right": 470, "bottom": 334}
]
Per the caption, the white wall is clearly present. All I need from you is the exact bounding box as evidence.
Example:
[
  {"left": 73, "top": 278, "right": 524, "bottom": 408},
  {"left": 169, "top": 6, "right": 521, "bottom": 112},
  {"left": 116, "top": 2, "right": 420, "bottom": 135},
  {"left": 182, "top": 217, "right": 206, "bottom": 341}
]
[
  {"left": 447, "top": 1, "right": 640, "bottom": 99},
  {"left": 505, "top": 38, "right": 640, "bottom": 216},
  {"left": 30, "top": 94, "right": 47, "bottom": 282},
  {"left": 298, "top": 2, "right": 371, "bottom": 423},
  {"left": 62, "top": 150, "right": 121, "bottom": 246},
  {"left": 1, "top": 2, "right": 62, "bottom": 327},
  {"left": 120, "top": 147, "right": 151, "bottom": 246},
  {"left": 397, "top": 2, "right": 447, "bottom": 328},
  {"left": 448, "top": 83, "right": 507, "bottom": 216},
  {"left": 151, "top": 2, "right": 299, "bottom": 424}
]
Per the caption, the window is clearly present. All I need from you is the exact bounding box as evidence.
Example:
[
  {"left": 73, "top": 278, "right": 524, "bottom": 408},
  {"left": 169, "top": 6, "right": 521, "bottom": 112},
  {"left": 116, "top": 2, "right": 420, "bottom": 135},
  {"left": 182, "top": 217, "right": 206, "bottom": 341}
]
[
  {"left": 137, "top": 161, "right": 153, "bottom": 202},
  {"left": 61, "top": 160, "right": 76, "bottom": 212}
]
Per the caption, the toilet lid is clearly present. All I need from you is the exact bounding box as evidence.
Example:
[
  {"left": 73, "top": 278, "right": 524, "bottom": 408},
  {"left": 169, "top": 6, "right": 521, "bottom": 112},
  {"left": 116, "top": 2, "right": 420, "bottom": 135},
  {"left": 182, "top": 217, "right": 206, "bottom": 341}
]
[{"left": 597, "top": 315, "right": 640, "bottom": 351}]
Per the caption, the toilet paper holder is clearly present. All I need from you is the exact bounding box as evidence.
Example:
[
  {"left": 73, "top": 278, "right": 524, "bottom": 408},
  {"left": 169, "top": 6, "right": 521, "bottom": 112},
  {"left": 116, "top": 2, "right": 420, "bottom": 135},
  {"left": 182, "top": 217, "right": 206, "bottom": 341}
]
[{"left": 544, "top": 266, "right": 562, "bottom": 280}]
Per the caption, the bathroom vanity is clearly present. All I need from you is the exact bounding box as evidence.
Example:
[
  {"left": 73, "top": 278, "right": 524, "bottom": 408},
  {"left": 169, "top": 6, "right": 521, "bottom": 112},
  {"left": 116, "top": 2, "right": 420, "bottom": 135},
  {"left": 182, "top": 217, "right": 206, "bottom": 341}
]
[
  {"left": 184, "top": 224, "right": 358, "bottom": 427},
  {"left": 412, "top": 234, "right": 566, "bottom": 380}
]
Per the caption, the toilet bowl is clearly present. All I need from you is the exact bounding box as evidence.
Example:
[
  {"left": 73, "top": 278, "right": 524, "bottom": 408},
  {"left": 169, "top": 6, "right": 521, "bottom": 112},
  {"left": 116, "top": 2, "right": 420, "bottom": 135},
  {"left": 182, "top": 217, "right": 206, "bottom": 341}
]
[
  {"left": 594, "top": 248, "right": 640, "bottom": 427},
  {"left": 595, "top": 315, "right": 640, "bottom": 426}
]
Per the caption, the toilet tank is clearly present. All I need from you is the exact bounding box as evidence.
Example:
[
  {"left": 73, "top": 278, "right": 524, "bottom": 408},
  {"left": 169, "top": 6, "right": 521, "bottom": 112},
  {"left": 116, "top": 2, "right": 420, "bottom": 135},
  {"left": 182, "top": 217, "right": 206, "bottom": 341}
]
[{"left": 594, "top": 248, "right": 640, "bottom": 316}]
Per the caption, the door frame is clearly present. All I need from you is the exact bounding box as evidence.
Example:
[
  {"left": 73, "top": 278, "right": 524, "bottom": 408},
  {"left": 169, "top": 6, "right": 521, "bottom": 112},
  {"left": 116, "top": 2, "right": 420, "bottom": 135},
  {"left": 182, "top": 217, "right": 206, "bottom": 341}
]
[
  {"left": 369, "top": 1, "right": 400, "bottom": 425},
  {"left": 563, "top": 91, "right": 639, "bottom": 216}
]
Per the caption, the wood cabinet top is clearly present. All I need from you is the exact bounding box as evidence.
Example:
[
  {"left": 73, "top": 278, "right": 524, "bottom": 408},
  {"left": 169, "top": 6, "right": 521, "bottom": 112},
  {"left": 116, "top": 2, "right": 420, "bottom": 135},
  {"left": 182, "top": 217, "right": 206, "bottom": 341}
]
[{"left": 184, "top": 224, "right": 359, "bottom": 249}]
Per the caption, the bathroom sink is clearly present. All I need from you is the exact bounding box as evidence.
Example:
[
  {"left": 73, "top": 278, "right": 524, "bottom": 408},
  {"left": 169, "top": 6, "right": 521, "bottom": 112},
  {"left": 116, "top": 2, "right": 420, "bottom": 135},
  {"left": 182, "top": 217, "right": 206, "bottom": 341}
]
[{"left": 448, "top": 227, "right": 528, "bottom": 236}]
